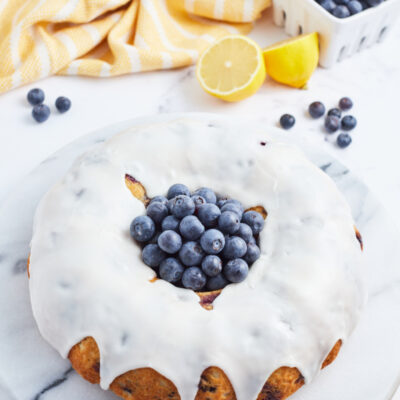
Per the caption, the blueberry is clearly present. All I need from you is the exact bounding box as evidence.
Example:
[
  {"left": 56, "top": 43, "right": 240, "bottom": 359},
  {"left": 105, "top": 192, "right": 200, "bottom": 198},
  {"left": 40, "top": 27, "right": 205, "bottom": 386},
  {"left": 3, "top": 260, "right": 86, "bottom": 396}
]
[
  {"left": 217, "top": 196, "right": 228, "bottom": 208},
  {"left": 180, "top": 215, "right": 205, "bottom": 240},
  {"left": 198, "top": 204, "right": 221, "bottom": 228},
  {"left": 341, "top": 115, "right": 357, "bottom": 131},
  {"left": 279, "top": 114, "right": 296, "bottom": 130},
  {"left": 308, "top": 101, "right": 325, "bottom": 119},
  {"left": 318, "top": 0, "right": 336, "bottom": 12},
  {"left": 236, "top": 223, "right": 254, "bottom": 243},
  {"left": 366, "top": 0, "right": 382, "bottom": 5},
  {"left": 337, "top": 133, "right": 352, "bottom": 148},
  {"left": 32, "top": 104, "right": 50, "bottom": 123},
  {"left": 55, "top": 96, "right": 71, "bottom": 113},
  {"left": 148, "top": 231, "right": 161, "bottom": 245},
  {"left": 167, "top": 184, "right": 190, "bottom": 199},
  {"left": 339, "top": 97, "right": 353, "bottom": 111},
  {"left": 170, "top": 195, "right": 195, "bottom": 219},
  {"left": 27, "top": 88, "right": 45, "bottom": 105},
  {"left": 161, "top": 215, "right": 180, "bottom": 232},
  {"left": 224, "top": 199, "right": 245, "bottom": 213},
  {"left": 159, "top": 258, "right": 185, "bottom": 283},
  {"left": 347, "top": 0, "right": 363, "bottom": 13},
  {"left": 191, "top": 194, "right": 206, "bottom": 211},
  {"left": 220, "top": 203, "right": 242, "bottom": 219},
  {"left": 146, "top": 201, "right": 168, "bottom": 224},
  {"left": 158, "top": 230, "right": 182, "bottom": 254},
  {"left": 332, "top": 5, "right": 351, "bottom": 18},
  {"left": 222, "top": 236, "right": 247, "bottom": 260},
  {"left": 200, "top": 229, "right": 225, "bottom": 255},
  {"left": 244, "top": 242, "right": 261, "bottom": 265},
  {"left": 324, "top": 115, "right": 340, "bottom": 133},
  {"left": 242, "top": 211, "right": 265, "bottom": 235},
  {"left": 179, "top": 241, "right": 205, "bottom": 266},
  {"left": 327, "top": 108, "right": 342, "bottom": 119},
  {"left": 224, "top": 259, "right": 249, "bottom": 283},
  {"left": 130, "top": 216, "right": 155, "bottom": 242},
  {"left": 207, "top": 273, "right": 229, "bottom": 291},
  {"left": 150, "top": 196, "right": 169, "bottom": 207},
  {"left": 182, "top": 267, "right": 207, "bottom": 291},
  {"left": 201, "top": 255, "right": 222, "bottom": 277},
  {"left": 194, "top": 187, "right": 217, "bottom": 204},
  {"left": 335, "top": 0, "right": 350, "bottom": 4},
  {"left": 218, "top": 211, "right": 240, "bottom": 234},
  {"left": 142, "top": 244, "right": 166, "bottom": 267}
]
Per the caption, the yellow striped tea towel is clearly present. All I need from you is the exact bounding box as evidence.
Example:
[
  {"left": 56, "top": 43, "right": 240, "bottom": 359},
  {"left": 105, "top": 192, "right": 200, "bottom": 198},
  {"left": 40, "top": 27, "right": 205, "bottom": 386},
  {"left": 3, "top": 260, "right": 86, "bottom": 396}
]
[{"left": 0, "top": 0, "right": 271, "bottom": 93}]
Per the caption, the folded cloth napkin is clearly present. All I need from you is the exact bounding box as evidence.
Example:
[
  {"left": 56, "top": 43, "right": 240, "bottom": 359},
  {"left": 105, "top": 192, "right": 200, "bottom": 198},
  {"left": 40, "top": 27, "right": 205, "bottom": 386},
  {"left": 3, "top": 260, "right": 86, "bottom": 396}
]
[{"left": 0, "top": 0, "right": 271, "bottom": 93}]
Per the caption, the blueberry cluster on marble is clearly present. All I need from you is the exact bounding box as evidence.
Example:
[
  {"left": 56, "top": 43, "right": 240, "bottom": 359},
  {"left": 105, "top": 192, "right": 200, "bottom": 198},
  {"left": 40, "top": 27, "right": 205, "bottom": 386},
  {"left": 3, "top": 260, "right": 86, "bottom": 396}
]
[
  {"left": 315, "top": 0, "right": 387, "bottom": 18},
  {"left": 130, "top": 184, "right": 265, "bottom": 292},
  {"left": 27, "top": 88, "right": 71, "bottom": 123}
]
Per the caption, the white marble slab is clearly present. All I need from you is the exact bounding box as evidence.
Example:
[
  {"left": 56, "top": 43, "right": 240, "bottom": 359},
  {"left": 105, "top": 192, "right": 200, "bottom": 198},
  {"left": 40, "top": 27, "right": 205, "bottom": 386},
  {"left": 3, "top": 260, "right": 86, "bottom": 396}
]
[{"left": 0, "top": 113, "right": 399, "bottom": 400}]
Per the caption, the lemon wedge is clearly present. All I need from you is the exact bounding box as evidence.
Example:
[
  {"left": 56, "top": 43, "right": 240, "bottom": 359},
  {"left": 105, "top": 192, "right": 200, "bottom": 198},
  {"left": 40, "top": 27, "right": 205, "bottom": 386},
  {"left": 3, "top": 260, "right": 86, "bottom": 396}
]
[
  {"left": 196, "top": 35, "right": 266, "bottom": 102},
  {"left": 263, "top": 33, "right": 319, "bottom": 89}
]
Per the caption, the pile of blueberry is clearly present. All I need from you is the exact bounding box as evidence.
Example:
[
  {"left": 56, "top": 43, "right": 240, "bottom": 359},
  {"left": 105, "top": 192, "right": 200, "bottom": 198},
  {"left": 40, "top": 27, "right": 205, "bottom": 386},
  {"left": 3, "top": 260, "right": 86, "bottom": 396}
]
[
  {"left": 315, "top": 0, "right": 386, "bottom": 18},
  {"left": 309, "top": 97, "right": 356, "bottom": 148},
  {"left": 27, "top": 88, "right": 71, "bottom": 123},
  {"left": 279, "top": 97, "right": 356, "bottom": 148},
  {"left": 129, "top": 184, "right": 265, "bottom": 292}
]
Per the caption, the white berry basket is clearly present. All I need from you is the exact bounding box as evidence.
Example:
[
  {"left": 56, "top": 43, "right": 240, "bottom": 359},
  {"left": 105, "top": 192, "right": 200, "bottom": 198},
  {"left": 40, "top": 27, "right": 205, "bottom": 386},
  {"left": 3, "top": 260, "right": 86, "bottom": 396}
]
[{"left": 272, "top": 0, "right": 400, "bottom": 67}]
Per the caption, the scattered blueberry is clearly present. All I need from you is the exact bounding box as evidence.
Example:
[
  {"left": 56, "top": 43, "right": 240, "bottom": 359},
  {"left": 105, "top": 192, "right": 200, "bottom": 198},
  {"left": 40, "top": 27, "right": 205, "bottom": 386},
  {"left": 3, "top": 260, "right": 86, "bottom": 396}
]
[
  {"left": 335, "top": 0, "right": 350, "bottom": 4},
  {"left": 27, "top": 88, "right": 45, "bottom": 105},
  {"left": 218, "top": 211, "right": 240, "bottom": 234},
  {"left": 146, "top": 201, "right": 168, "bottom": 224},
  {"left": 339, "top": 97, "right": 353, "bottom": 111},
  {"left": 159, "top": 258, "right": 184, "bottom": 283},
  {"left": 223, "top": 199, "right": 245, "bottom": 213},
  {"left": 347, "top": 0, "right": 363, "bottom": 13},
  {"left": 327, "top": 108, "right": 342, "bottom": 119},
  {"left": 324, "top": 115, "right": 340, "bottom": 133},
  {"left": 130, "top": 216, "right": 155, "bottom": 242},
  {"left": 170, "top": 195, "right": 195, "bottom": 219},
  {"left": 32, "top": 104, "right": 50, "bottom": 123},
  {"left": 242, "top": 211, "right": 265, "bottom": 234},
  {"left": 55, "top": 96, "right": 71, "bottom": 113},
  {"left": 207, "top": 273, "right": 229, "bottom": 291},
  {"left": 366, "top": 0, "right": 383, "bottom": 6},
  {"left": 222, "top": 236, "right": 247, "bottom": 260},
  {"left": 179, "top": 241, "right": 205, "bottom": 266},
  {"left": 150, "top": 196, "right": 169, "bottom": 206},
  {"left": 167, "top": 184, "right": 190, "bottom": 199},
  {"left": 236, "top": 223, "right": 253, "bottom": 243},
  {"left": 337, "top": 133, "right": 352, "bottom": 148},
  {"left": 201, "top": 255, "right": 222, "bottom": 277},
  {"left": 244, "top": 243, "right": 261, "bottom": 264},
  {"left": 224, "top": 259, "right": 249, "bottom": 283},
  {"left": 158, "top": 230, "right": 182, "bottom": 254},
  {"left": 142, "top": 244, "right": 166, "bottom": 267},
  {"left": 198, "top": 204, "right": 221, "bottom": 228},
  {"left": 200, "top": 229, "right": 225, "bottom": 255},
  {"left": 182, "top": 267, "right": 207, "bottom": 290},
  {"left": 161, "top": 215, "right": 180, "bottom": 232},
  {"left": 194, "top": 187, "right": 217, "bottom": 204},
  {"left": 341, "top": 115, "right": 357, "bottom": 131},
  {"left": 217, "top": 196, "right": 228, "bottom": 208},
  {"left": 180, "top": 215, "right": 205, "bottom": 240},
  {"left": 280, "top": 114, "right": 296, "bottom": 130},
  {"left": 333, "top": 5, "right": 351, "bottom": 17},
  {"left": 309, "top": 101, "right": 326, "bottom": 119},
  {"left": 191, "top": 194, "right": 206, "bottom": 210},
  {"left": 319, "top": 0, "right": 336, "bottom": 12}
]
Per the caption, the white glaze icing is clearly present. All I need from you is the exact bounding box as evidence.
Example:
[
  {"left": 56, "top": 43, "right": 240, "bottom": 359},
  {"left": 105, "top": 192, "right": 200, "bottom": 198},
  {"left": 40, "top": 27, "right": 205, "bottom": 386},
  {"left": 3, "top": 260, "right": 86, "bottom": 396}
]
[{"left": 29, "top": 118, "right": 366, "bottom": 400}]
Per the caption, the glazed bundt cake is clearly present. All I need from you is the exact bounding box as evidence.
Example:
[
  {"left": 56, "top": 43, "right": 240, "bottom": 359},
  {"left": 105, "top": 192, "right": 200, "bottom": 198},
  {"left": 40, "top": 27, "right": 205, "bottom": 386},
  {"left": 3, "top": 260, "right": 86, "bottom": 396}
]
[{"left": 28, "top": 118, "right": 365, "bottom": 400}]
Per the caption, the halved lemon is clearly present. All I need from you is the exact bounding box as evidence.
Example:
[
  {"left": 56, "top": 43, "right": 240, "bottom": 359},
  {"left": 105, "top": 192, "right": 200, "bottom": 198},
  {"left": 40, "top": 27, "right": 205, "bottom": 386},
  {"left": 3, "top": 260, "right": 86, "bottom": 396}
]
[
  {"left": 263, "top": 32, "right": 319, "bottom": 89},
  {"left": 196, "top": 35, "right": 266, "bottom": 102}
]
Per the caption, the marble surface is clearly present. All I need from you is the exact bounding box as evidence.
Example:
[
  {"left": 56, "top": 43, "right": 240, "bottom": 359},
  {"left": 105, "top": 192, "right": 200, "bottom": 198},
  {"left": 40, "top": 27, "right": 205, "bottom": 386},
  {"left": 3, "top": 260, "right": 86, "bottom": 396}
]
[
  {"left": 0, "top": 6, "right": 399, "bottom": 400},
  {"left": 0, "top": 113, "right": 399, "bottom": 400}
]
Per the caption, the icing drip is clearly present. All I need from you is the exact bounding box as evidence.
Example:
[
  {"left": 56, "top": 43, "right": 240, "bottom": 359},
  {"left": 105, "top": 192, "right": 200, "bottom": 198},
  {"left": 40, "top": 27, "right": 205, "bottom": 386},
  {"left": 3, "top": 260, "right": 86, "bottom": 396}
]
[{"left": 29, "top": 118, "right": 365, "bottom": 400}]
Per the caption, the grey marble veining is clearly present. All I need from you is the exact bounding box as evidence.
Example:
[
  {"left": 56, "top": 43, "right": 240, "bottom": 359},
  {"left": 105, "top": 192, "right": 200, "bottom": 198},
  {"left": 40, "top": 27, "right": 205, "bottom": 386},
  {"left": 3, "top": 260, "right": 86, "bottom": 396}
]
[{"left": 0, "top": 114, "right": 399, "bottom": 400}]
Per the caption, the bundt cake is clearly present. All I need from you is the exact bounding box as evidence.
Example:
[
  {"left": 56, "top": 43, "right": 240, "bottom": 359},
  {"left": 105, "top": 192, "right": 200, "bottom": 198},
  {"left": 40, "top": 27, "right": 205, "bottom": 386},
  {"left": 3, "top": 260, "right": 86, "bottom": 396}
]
[{"left": 28, "top": 118, "right": 365, "bottom": 399}]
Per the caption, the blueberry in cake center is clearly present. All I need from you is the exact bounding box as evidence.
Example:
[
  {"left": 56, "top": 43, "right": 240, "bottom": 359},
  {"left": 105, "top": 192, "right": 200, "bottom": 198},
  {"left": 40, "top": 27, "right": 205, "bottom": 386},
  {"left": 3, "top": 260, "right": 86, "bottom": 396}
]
[{"left": 130, "top": 183, "right": 265, "bottom": 292}]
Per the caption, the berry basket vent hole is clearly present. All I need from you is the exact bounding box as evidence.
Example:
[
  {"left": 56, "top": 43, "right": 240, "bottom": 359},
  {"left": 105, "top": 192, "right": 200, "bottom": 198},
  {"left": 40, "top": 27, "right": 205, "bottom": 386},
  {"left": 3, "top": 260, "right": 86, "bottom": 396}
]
[
  {"left": 358, "top": 36, "right": 367, "bottom": 51},
  {"left": 338, "top": 46, "right": 347, "bottom": 62},
  {"left": 298, "top": 25, "right": 303, "bottom": 35},
  {"left": 378, "top": 26, "right": 388, "bottom": 42}
]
